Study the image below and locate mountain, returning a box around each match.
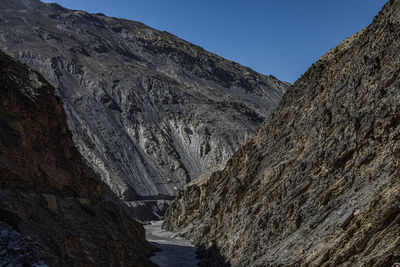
[164,1,400,266]
[0,0,289,220]
[0,51,155,266]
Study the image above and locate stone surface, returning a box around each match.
[0,0,288,220]
[0,52,155,266]
[164,1,400,266]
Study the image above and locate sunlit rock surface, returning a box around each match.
[164,1,400,266]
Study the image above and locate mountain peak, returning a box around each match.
[0,0,288,220]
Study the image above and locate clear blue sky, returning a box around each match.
[42,0,388,83]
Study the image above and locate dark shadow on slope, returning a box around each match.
[196,244,231,267]
[149,242,199,267]
[0,51,157,266]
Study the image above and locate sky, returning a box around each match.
[41,0,388,84]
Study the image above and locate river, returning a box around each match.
[144,221,199,267]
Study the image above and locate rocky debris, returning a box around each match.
[0,221,48,267]
[164,1,400,266]
[0,0,289,220]
[0,52,155,266]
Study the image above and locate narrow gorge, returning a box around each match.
[1,0,399,266]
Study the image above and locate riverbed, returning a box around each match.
[144,221,199,267]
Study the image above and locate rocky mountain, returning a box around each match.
[164,1,400,266]
[0,52,155,266]
[0,0,288,220]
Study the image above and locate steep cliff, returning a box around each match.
[0,52,155,266]
[0,0,288,220]
[164,1,400,266]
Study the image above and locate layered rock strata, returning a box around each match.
[164,1,400,266]
[0,0,289,219]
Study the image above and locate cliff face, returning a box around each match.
[0,52,155,266]
[164,1,400,266]
[0,0,288,220]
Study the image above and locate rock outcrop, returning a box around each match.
[0,52,155,266]
[0,0,288,220]
[164,1,400,266]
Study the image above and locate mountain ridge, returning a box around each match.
[164,0,400,265]
[0,0,288,220]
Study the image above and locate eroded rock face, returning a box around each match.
[0,0,288,220]
[164,1,400,266]
[0,52,155,266]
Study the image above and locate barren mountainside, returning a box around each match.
[164,1,400,266]
[0,52,155,266]
[0,0,288,220]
